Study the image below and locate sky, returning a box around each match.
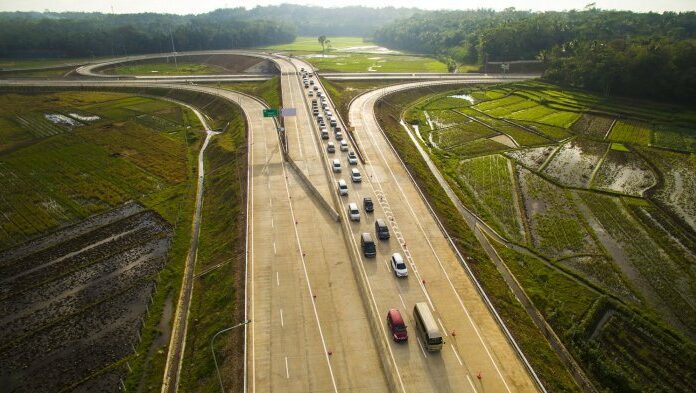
[0,0,693,14]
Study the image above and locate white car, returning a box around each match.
[337,179,348,196]
[351,168,362,183]
[332,159,341,173]
[348,202,360,221]
[347,151,358,165]
[327,141,336,153]
[325,110,333,117]
[390,253,408,277]
[340,140,349,151]
[308,91,314,97]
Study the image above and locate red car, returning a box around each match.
[387,308,408,342]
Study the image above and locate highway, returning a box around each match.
[1,52,542,392]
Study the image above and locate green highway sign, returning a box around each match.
[263,108,279,117]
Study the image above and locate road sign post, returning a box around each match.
[262,108,279,118]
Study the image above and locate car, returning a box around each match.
[301,67,305,72]
[348,151,358,165]
[313,86,319,91]
[363,197,374,213]
[304,84,309,89]
[348,202,360,221]
[321,130,329,140]
[310,80,315,85]
[361,233,376,257]
[387,309,408,342]
[334,126,342,133]
[340,140,349,151]
[332,159,341,172]
[308,91,314,97]
[327,142,335,153]
[337,179,348,195]
[317,92,323,97]
[325,110,332,117]
[330,119,337,127]
[351,168,362,182]
[390,253,408,277]
[312,108,319,116]
[375,219,390,240]
[335,131,343,140]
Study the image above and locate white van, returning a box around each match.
[351,168,362,183]
[332,159,341,173]
[348,203,360,221]
[337,179,348,196]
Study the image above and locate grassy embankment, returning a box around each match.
[377,81,696,392]
[217,75,282,109]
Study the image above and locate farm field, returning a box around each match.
[0,203,170,392]
[261,36,368,51]
[378,80,696,392]
[303,52,448,73]
[456,155,525,242]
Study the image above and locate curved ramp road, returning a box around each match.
[1,51,542,392]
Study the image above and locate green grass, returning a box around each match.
[319,78,394,122]
[179,106,247,392]
[610,143,629,152]
[216,76,282,110]
[609,120,652,145]
[261,36,368,51]
[0,57,93,69]
[304,53,448,73]
[110,62,225,76]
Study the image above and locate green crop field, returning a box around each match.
[0,91,198,249]
[609,120,653,145]
[304,53,448,73]
[261,36,368,51]
[217,76,282,109]
[457,155,525,242]
[652,125,696,152]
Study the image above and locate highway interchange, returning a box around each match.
[1,51,542,392]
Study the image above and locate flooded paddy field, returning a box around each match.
[0,202,172,392]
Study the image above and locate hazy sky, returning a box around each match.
[0,0,693,14]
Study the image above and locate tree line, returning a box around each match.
[374,9,696,103]
[0,10,297,58]
[0,5,421,59]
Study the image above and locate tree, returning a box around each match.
[318,35,327,55]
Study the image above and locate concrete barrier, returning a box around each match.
[285,156,340,222]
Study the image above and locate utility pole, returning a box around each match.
[170,29,179,72]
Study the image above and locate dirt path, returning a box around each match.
[161,104,218,393]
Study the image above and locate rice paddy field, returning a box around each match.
[0,91,199,249]
[386,80,696,392]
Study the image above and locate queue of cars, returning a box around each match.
[302,66,443,350]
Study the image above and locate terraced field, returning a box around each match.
[380,81,696,393]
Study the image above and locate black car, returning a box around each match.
[363,197,374,213]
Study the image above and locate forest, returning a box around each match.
[374,9,696,103]
[0,5,420,58]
